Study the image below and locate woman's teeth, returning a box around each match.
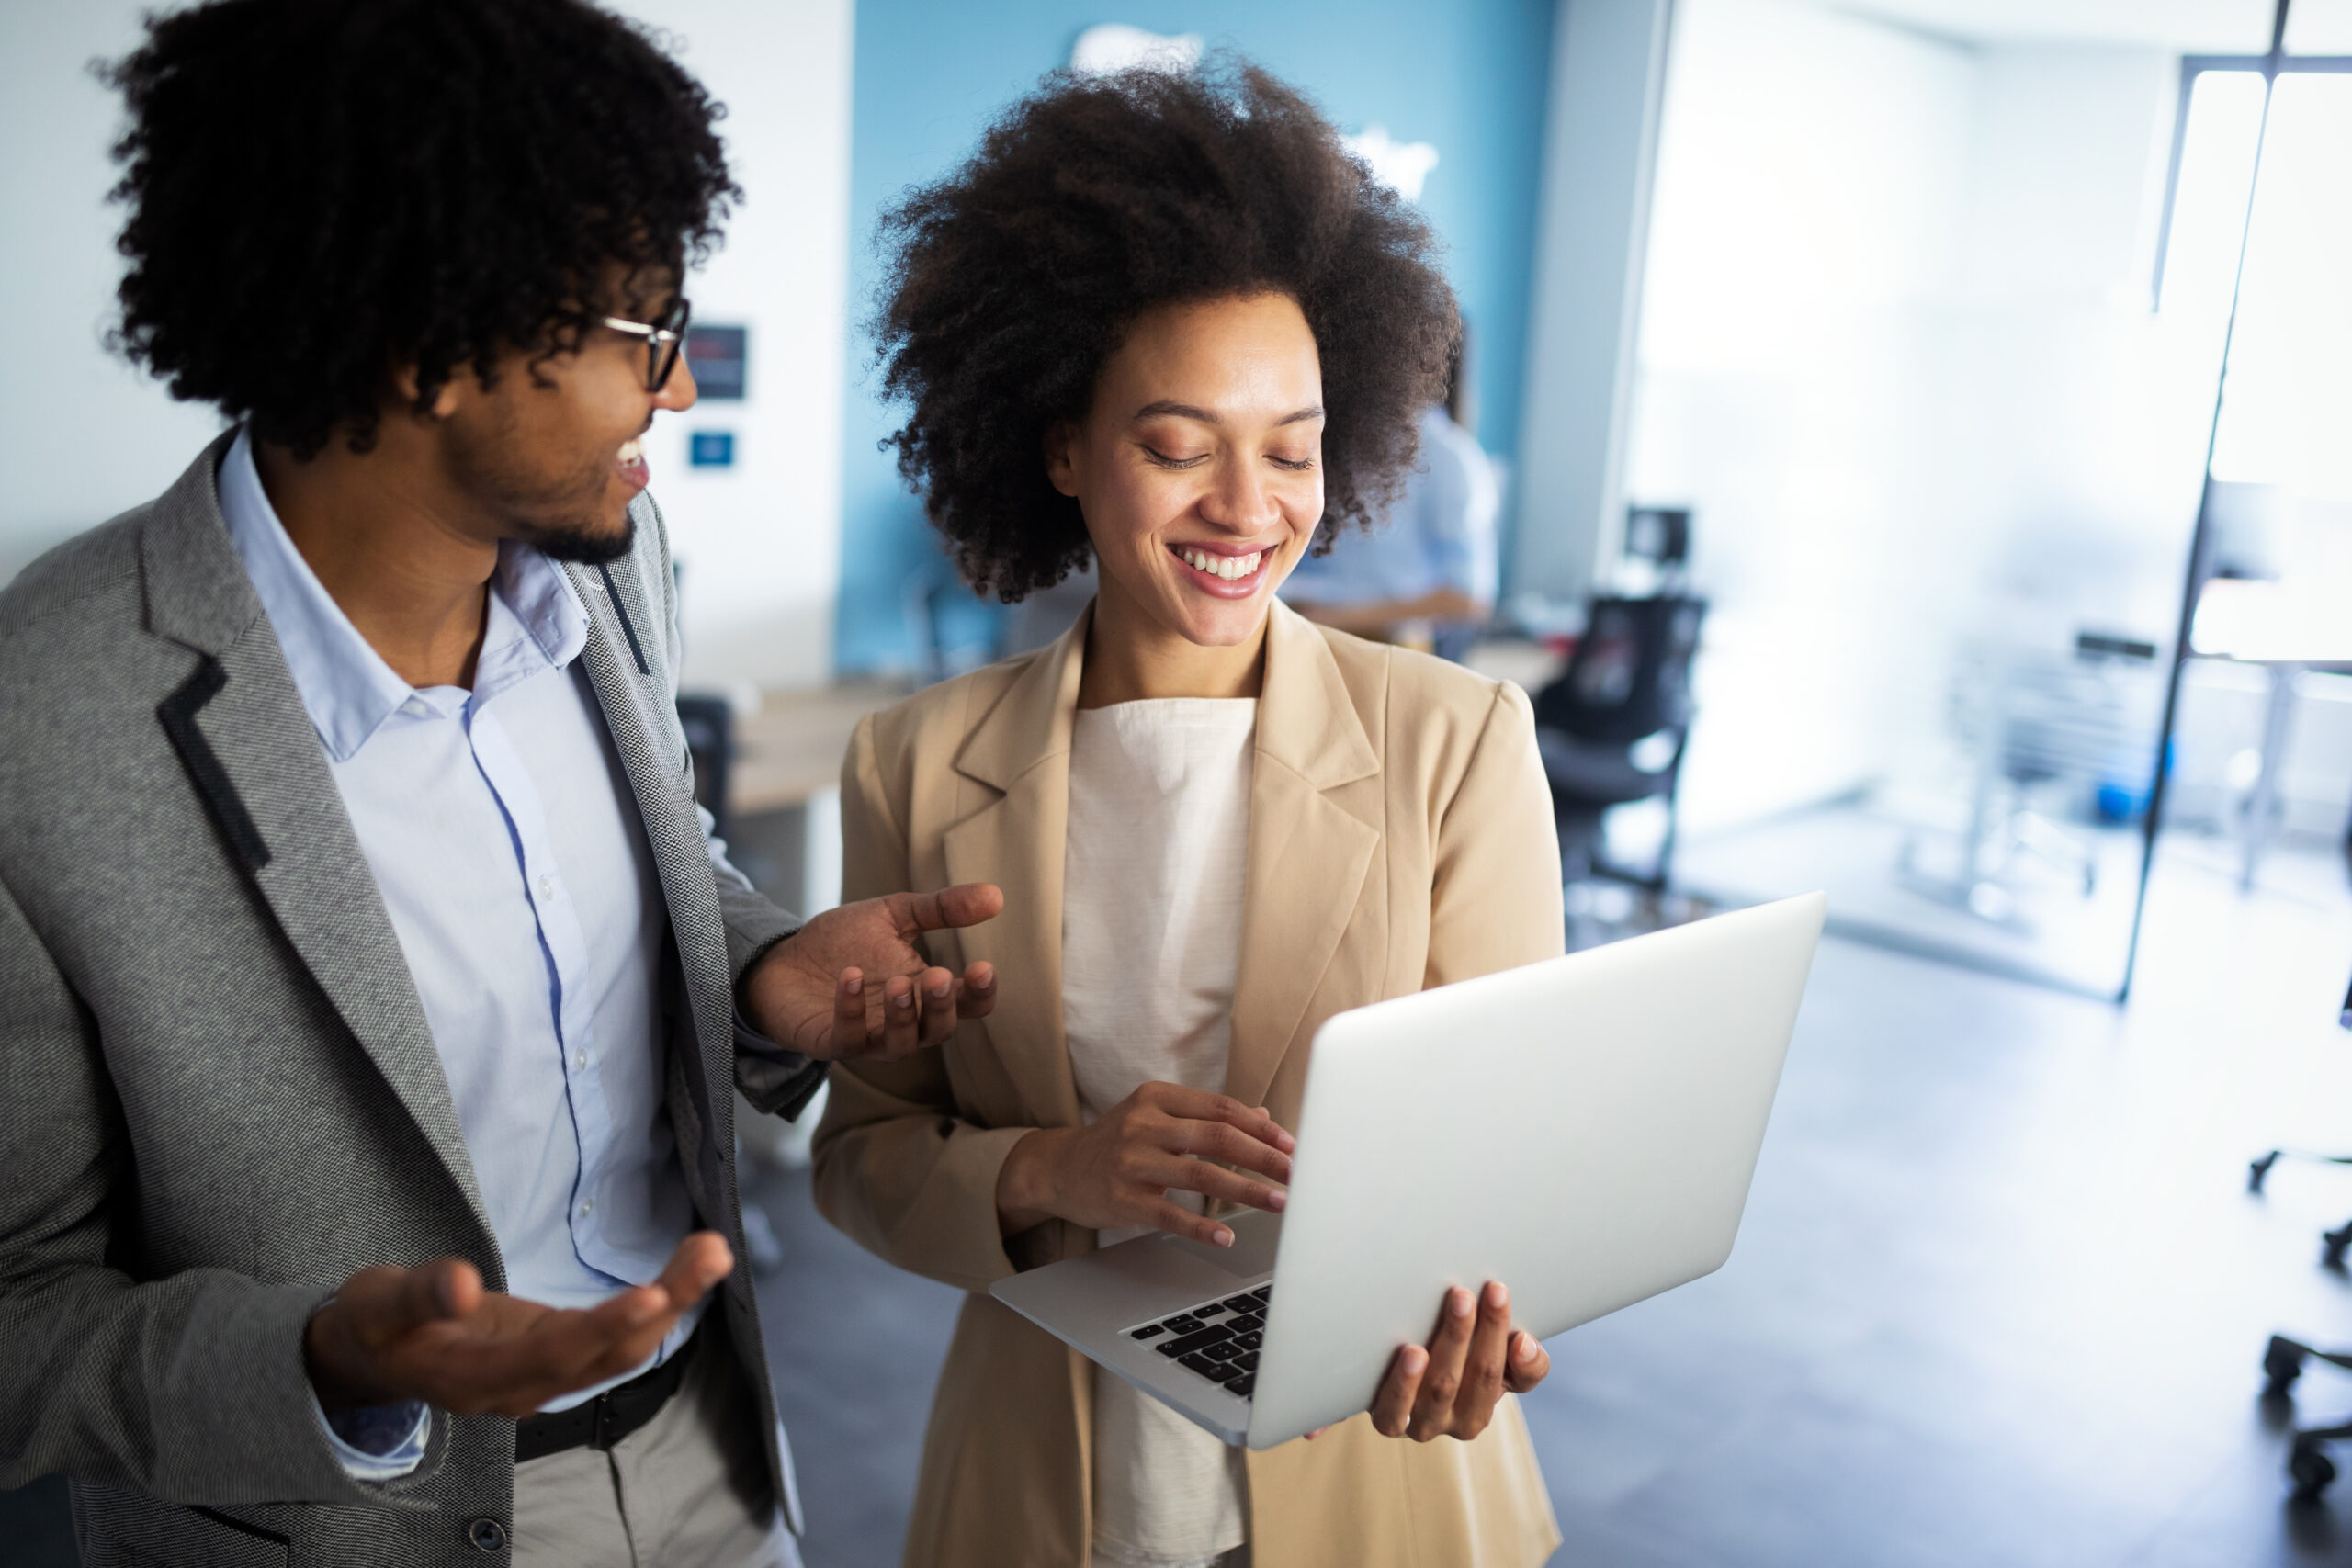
[1178,547,1263,581]
[618,438,644,463]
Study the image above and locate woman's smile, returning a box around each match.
[1169,540,1276,597]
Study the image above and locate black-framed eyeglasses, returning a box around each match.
[600,297,693,392]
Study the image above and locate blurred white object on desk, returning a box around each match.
[2191,578,2352,664]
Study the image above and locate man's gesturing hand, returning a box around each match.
[304,1233,733,1419]
[994,1082,1295,1246]
[741,884,1003,1064]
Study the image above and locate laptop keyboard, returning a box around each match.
[1125,1284,1272,1399]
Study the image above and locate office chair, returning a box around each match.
[2263,1337,2352,1502]
[1532,593,1705,890]
[2247,1150,2352,1269]
[2252,970,2352,1503]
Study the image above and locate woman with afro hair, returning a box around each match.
[811,62,1566,1568]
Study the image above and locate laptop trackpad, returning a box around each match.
[1161,1209,1282,1276]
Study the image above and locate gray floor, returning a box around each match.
[1523,838,2352,1568]
[8,838,2352,1565]
[1674,796,2154,998]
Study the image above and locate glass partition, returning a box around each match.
[1622,0,2264,996]
[2146,61,2352,925]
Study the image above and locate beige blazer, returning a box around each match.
[813,601,1567,1568]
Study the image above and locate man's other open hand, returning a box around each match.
[305,1233,733,1418]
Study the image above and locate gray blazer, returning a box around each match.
[0,434,825,1566]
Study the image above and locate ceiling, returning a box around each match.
[1799,0,2283,53]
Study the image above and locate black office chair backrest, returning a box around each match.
[1532,595,1706,744]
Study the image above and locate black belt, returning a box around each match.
[514,1328,700,1464]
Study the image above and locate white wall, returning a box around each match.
[0,4,232,585]
[1811,0,2277,54]
[1627,0,2213,833]
[1936,42,2212,666]
[617,0,852,692]
[1627,0,1980,827]
[0,0,853,694]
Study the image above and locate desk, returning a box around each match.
[728,682,905,814]
[701,683,906,929]
[2188,580,2352,889]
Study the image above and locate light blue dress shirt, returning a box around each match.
[216,430,715,1477]
[1279,404,1499,610]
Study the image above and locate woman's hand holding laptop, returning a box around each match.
[1353,1280,1552,1444]
[993,1079,1551,1441]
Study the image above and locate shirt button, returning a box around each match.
[579,1201,594,1218]
[537,875,556,901]
[573,1050,588,1071]
[468,1517,507,1552]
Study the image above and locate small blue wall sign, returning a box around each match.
[689,431,735,468]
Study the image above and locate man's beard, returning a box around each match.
[516,506,637,564]
[464,443,638,564]
[447,411,640,565]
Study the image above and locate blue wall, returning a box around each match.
[835,0,1556,674]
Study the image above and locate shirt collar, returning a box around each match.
[216,427,591,761]
[480,537,589,701]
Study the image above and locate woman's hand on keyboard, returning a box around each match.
[993,1082,1294,1243]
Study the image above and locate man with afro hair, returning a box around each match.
[0,3,1002,1563]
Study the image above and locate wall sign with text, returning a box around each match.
[685,323,747,400]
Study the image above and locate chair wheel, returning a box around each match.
[2266,1336,2309,1396]
[2252,1151,2282,1194]
[2324,1223,2352,1270]
[2290,1438,2337,1502]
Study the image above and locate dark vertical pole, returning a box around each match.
[2119,0,2291,1003]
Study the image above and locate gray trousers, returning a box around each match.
[514,1329,799,1568]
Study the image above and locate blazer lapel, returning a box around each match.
[941,612,1088,1131]
[562,555,738,1203]
[1224,604,1381,1110]
[141,442,497,1251]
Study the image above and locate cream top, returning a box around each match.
[1063,698,1257,1568]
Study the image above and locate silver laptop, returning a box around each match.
[989,891,1826,1449]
